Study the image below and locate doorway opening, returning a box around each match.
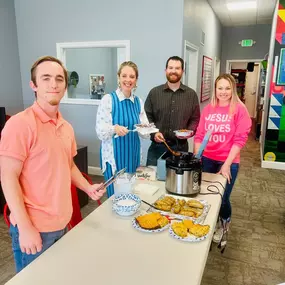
[183,41,199,152]
[183,41,199,92]
[213,57,221,89]
[226,59,265,140]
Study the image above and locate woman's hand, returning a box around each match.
[218,162,231,184]
[114,125,129,137]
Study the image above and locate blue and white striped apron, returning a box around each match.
[102,91,141,197]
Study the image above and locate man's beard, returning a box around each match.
[166,73,182,83]
[49,99,60,106]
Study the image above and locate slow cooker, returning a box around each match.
[165,152,202,196]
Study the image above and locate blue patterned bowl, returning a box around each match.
[112,193,141,216]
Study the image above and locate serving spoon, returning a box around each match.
[162,140,181,156]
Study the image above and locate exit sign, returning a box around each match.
[241,39,254,47]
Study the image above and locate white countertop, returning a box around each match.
[6,173,226,285]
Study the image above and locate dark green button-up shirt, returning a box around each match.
[145,82,200,143]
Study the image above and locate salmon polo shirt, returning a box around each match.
[0,102,77,232]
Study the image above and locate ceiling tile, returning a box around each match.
[208,0,276,27]
[257,17,273,24]
[229,10,257,17]
[233,20,258,26]
[229,13,257,21]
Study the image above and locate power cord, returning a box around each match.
[201,180,227,254]
[200,180,225,201]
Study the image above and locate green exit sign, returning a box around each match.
[241,39,254,47]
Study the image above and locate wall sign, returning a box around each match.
[277,48,285,85]
[200,55,213,102]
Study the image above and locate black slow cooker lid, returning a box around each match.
[166,151,201,169]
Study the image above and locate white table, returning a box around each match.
[6,173,226,285]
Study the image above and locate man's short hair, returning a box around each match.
[166,56,184,70]
[31,56,68,88]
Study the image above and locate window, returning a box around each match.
[56,40,130,105]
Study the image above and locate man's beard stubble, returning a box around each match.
[49,99,60,106]
[166,73,182,84]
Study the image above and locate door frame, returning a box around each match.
[213,57,221,91]
[183,41,199,91]
[226,59,263,73]
[226,59,263,118]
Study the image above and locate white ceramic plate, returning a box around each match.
[174,130,194,137]
[150,194,210,224]
[169,225,209,242]
[132,216,170,233]
[136,127,159,136]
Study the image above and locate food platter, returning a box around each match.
[169,220,210,242]
[132,212,170,233]
[148,194,210,224]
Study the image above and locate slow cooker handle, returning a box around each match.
[175,168,184,175]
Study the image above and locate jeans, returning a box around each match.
[146,141,188,166]
[9,224,67,273]
[201,156,239,220]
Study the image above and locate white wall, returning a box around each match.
[0,0,23,114]
[231,62,248,69]
[14,0,184,167]
[183,0,222,109]
[221,24,272,73]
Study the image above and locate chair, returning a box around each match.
[3,203,10,227]
[3,172,101,229]
[68,172,102,229]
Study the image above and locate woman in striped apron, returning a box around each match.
[96,61,149,197]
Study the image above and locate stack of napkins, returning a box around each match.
[133,183,159,196]
[135,166,156,181]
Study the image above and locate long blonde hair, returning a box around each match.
[211,73,242,114]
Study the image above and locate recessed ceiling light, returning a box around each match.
[227,1,256,11]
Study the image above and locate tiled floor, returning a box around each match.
[0,134,285,285]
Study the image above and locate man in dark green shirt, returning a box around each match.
[145,56,200,166]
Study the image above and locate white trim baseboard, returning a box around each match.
[260,143,285,170]
[260,143,263,163]
[88,166,103,176]
[261,160,285,170]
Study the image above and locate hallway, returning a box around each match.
[201,134,285,285]
[0,134,285,285]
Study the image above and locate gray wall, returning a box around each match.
[0,0,23,115]
[183,0,222,109]
[66,47,117,98]
[221,24,272,73]
[14,0,184,167]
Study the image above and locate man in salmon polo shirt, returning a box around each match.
[0,56,105,273]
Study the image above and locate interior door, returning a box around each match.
[184,45,198,92]
[184,43,199,152]
[245,64,259,118]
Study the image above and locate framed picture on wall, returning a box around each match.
[200,55,213,102]
[89,74,106,99]
[277,48,285,85]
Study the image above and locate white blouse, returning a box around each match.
[96,89,149,174]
